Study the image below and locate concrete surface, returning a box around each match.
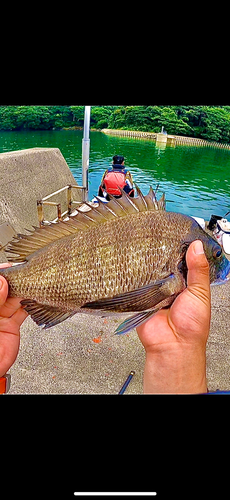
[2,147,230,394]
[6,278,230,394]
[0,147,81,261]
[206,280,230,390]
[8,312,146,394]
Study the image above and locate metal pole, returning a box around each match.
[82,106,91,202]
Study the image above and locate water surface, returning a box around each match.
[0,129,229,220]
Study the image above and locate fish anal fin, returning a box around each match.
[82,274,179,313]
[20,299,76,329]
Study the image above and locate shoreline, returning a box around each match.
[2,126,230,150]
[101,128,230,150]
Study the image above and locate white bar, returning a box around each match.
[83,106,91,141]
[82,105,91,201]
[42,185,69,201]
[74,493,157,497]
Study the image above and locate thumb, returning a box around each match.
[186,240,211,306]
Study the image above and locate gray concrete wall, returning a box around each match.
[0,147,81,261]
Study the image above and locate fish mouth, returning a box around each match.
[211,277,229,286]
[224,260,230,282]
[212,262,230,286]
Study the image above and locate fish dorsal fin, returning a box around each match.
[132,184,165,212]
[6,213,100,262]
[6,185,165,262]
[158,192,166,210]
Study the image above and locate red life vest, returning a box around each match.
[103,171,126,196]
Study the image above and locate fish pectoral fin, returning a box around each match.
[20,299,76,329]
[115,310,157,335]
[82,274,177,313]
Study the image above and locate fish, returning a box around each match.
[1,185,230,335]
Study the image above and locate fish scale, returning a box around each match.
[1,186,230,334]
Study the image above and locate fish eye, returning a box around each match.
[214,248,222,259]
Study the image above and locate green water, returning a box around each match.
[0,129,230,220]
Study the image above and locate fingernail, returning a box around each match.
[194,240,204,255]
[0,278,3,290]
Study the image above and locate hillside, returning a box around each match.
[0,105,230,143]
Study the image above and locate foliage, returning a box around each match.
[91,106,116,129]
[1,105,230,143]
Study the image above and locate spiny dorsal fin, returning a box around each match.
[6,185,165,262]
[133,184,148,211]
[6,216,96,262]
[133,184,165,212]
[158,192,166,210]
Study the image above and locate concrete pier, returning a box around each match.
[6,277,230,394]
[156,132,167,143]
[101,128,157,140]
[1,146,230,394]
[0,147,81,260]
[102,128,230,150]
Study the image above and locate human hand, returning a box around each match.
[136,240,211,394]
[0,264,28,377]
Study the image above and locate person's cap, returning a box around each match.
[113,155,124,164]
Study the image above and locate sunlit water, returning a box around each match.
[0,129,230,220]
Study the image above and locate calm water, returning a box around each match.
[0,129,230,220]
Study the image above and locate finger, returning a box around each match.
[0,263,12,269]
[0,307,28,333]
[0,276,9,306]
[0,263,12,307]
[186,240,211,305]
[0,274,24,318]
[0,296,24,319]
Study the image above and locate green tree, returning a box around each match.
[70,106,84,127]
[91,106,113,129]
[0,105,230,143]
[199,107,230,142]
[157,107,193,136]
[108,107,127,129]
[0,106,18,130]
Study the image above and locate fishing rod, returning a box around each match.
[118,370,135,395]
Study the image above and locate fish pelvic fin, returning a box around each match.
[6,185,165,262]
[20,299,76,329]
[115,310,157,335]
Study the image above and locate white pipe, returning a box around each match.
[82,106,91,201]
